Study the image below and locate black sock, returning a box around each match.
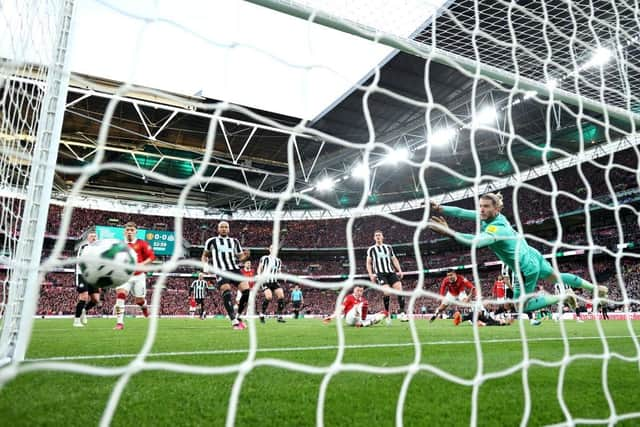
[74,300,86,318]
[222,290,235,320]
[294,309,299,319]
[262,298,270,314]
[276,298,285,315]
[237,289,250,317]
[200,303,205,317]
[397,296,405,313]
[383,296,390,312]
[85,300,96,312]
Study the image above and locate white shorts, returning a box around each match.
[444,291,468,304]
[116,274,146,298]
[496,297,505,303]
[344,303,365,326]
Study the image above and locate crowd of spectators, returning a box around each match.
[3,147,640,317]
[38,146,639,251]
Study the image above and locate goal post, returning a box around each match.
[0,0,77,364]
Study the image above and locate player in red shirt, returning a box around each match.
[430,270,477,323]
[235,260,256,314]
[492,275,506,302]
[323,286,387,327]
[113,221,156,330]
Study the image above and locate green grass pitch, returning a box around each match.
[1,318,639,426]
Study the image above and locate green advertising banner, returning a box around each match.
[95,226,175,256]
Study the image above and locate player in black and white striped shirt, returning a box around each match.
[189,273,209,320]
[366,230,408,323]
[73,230,100,328]
[201,221,250,329]
[257,245,286,323]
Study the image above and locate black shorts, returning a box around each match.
[216,270,243,288]
[261,281,282,292]
[292,301,302,309]
[195,298,205,305]
[76,276,99,294]
[376,272,400,286]
[505,288,514,299]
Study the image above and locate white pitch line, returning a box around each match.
[25,335,636,363]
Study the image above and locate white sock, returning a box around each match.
[115,298,125,324]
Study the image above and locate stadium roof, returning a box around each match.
[26,0,640,217]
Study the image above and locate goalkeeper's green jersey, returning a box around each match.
[441,206,552,283]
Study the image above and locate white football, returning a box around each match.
[79,239,136,288]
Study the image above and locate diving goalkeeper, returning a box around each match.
[428,192,607,313]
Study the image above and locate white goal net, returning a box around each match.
[1,0,640,426]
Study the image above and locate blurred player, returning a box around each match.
[430,270,476,322]
[73,230,99,327]
[366,230,408,323]
[188,296,196,318]
[453,309,512,327]
[236,260,255,314]
[322,286,387,327]
[202,221,250,330]
[428,193,606,313]
[190,272,208,320]
[291,285,304,319]
[492,275,506,303]
[257,245,286,323]
[114,222,156,330]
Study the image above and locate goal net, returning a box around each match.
[1,0,640,425]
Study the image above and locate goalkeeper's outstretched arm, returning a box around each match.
[431,201,478,221]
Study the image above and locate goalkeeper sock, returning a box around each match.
[397,296,405,313]
[523,295,560,312]
[84,300,97,312]
[237,289,250,317]
[74,300,85,318]
[276,298,285,315]
[261,298,270,314]
[115,292,126,324]
[383,296,390,312]
[559,273,595,292]
[221,290,235,320]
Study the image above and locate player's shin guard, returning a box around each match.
[383,296,390,312]
[221,290,235,320]
[523,295,560,312]
[559,273,595,291]
[74,300,86,318]
[361,301,368,321]
[276,298,285,315]
[237,289,250,317]
[115,292,126,324]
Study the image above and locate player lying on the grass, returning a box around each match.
[428,193,607,314]
[430,269,477,322]
[323,286,388,327]
[453,309,513,327]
